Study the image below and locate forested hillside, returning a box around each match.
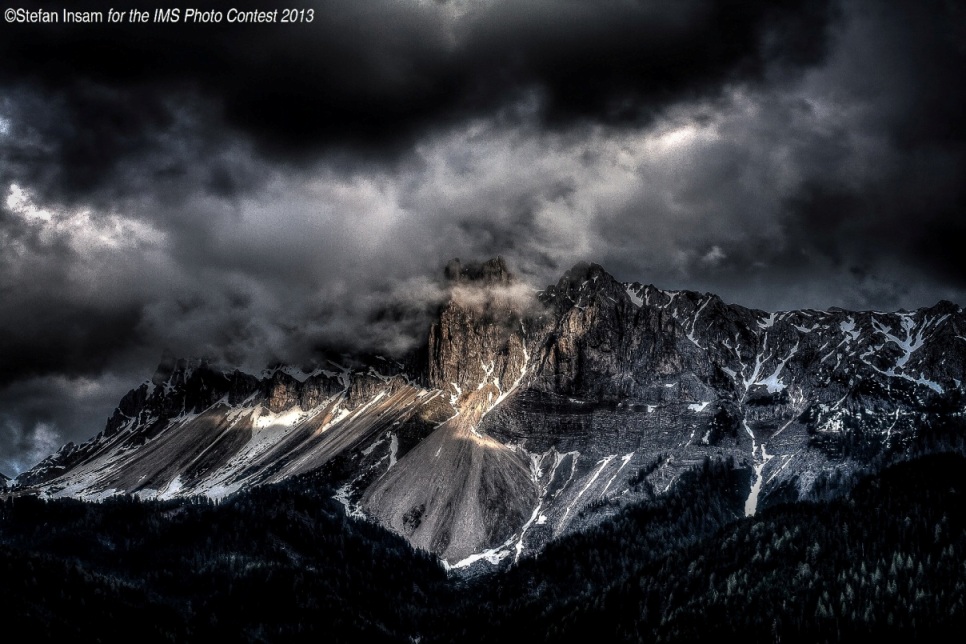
[4,451,966,641]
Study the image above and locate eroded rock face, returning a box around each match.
[429,257,530,393]
[10,259,966,568]
[367,257,539,562]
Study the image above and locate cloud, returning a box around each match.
[771,0,966,297]
[0,0,835,202]
[0,373,134,474]
[702,246,727,267]
[1,0,965,470]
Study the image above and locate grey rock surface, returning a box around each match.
[9,259,966,568]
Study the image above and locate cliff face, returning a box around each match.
[364,258,538,562]
[10,259,966,568]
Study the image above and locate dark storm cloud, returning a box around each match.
[0,372,136,475]
[775,0,966,293]
[0,0,834,204]
[0,191,160,386]
[572,0,966,312]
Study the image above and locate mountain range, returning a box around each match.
[7,258,966,570]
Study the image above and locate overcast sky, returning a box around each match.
[1,0,965,474]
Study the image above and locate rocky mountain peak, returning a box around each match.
[551,261,613,293]
[444,256,513,286]
[151,349,178,386]
[9,258,966,570]
[926,299,962,316]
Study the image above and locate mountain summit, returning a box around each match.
[8,261,966,568]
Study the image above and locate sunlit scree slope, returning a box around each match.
[9,259,966,568]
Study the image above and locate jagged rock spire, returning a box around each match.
[444,256,513,285]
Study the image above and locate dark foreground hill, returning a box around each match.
[3,451,966,642]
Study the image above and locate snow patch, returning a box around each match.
[625,284,644,308]
[334,483,366,519]
[744,444,774,517]
[157,476,184,501]
[758,312,777,329]
[327,361,352,389]
[388,433,398,469]
[254,406,308,430]
[866,362,945,394]
[361,434,387,456]
[448,541,514,570]
[600,452,634,498]
[685,297,713,348]
[839,317,860,341]
[871,314,930,368]
[449,382,462,408]
[558,455,616,531]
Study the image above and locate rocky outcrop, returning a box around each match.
[364,257,539,562]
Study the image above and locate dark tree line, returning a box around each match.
[3,450,966,642]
